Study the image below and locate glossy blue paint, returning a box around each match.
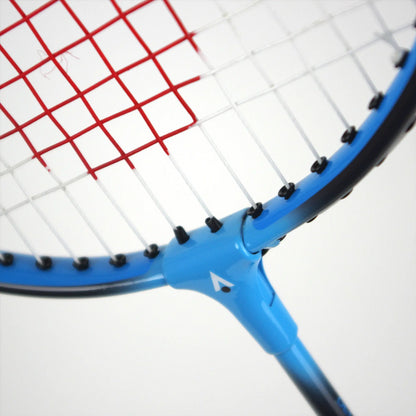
[243,39,416,253]
[164,210,350,413]
[276,338,352,415]
[2,40,415,297]
[0,250,166,295]
[1,34,415,416]
[164,209,297,355]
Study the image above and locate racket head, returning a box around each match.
[0,0,415,296]
[0,1,416,413]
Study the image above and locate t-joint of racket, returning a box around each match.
[164,209,297,355]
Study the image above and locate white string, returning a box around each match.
[316,1,379,94]
[0,20,410,221]
[168,154,213,218]
[193,1,367,73]
[216,0,323,166]
[0,156,32,178]
[196,21,411,126]
[95,178,149,250]
[197,38,290,188]
[0,172,88,214]
[131,168,176,229]
[0,203,43,264]
[265,2,350,130]
[368,0,401,52]
[1,0,413,260]
[0,156,78,264]
[0,20,410,222]
[195,0,262,34]
[47,169,116,260]
[0,8,409,188]
[197,123,257,206]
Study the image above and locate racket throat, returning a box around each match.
[163,211,353,416]
[163,210,298,356]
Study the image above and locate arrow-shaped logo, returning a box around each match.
[210,272,234,292]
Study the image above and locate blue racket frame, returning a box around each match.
[1,38,416,416]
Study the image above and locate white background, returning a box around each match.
[1,131,415,416]
[1,1,416,415]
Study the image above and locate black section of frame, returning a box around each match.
[290,64,416,227]
[0,278,147,298]
[2,52,416,298]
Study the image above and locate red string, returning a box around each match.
[0,0,201,179]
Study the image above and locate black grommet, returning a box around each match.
[307,216,317,223]
[376,156,387,167]
[247,202,263,219]
[174,226,190,245]
[144,244,159,259]
[368,92,384,110]
[221,286,231,293]
[109,254,126,267]
[341,189,353,200]
[73,257,89,271]
[341,126,357,144]
[278,182,295,200]
[393,49,409,68]
[310,156,328,174]
[205,216,223,232]
[0,253,14,266]
[405,117,416,133]
[36,256,52,270]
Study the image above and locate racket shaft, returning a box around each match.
[276,338,352,416]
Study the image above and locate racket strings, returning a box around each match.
[0,203,43,265]
[265,4,351,132]
[0,0,217,263]
[209,1,292,189]
[1,0,155,264]
[63,0,218,244]
[0,155,83,264]
[191,0,410,197]
[0,0,413,264]
[368,1,401,53]
[215,0,325,174]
